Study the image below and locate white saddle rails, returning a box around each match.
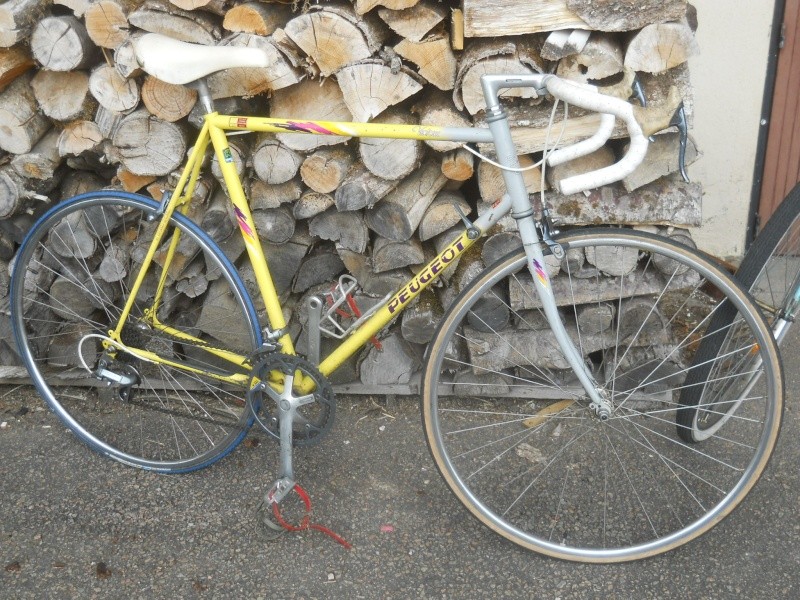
[133,33,270,85]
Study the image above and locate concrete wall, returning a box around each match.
[688,0,776,260]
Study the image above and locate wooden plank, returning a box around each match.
[462,0,588,38]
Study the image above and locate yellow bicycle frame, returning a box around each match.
[111,112,489,386]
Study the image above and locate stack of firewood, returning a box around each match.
[0,0,703,386]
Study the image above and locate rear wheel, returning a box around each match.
[11,192,262,472]
[422,228,783,562]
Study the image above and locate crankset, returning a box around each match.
[247,352,335,447]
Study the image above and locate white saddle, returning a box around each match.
[133,33,270,85]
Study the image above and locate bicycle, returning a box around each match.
[9,33,784,563]
[679,182,799,441]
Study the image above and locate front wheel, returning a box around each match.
[421,228,783,562]
[11,192,262,472]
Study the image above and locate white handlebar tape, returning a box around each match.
[546,113,616,167]
[545,77,648,195]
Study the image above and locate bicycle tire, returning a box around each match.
[422,228,783,563]
[678,182,800,442]
[11,192,262,473]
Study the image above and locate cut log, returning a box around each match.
[252,137,303,185]
[378,3,446,42]
[337,247,409,297]
[222,2,290,36]
[59,170,105,199]
[270,78,353,152]
[262,226,313,295]
[462,0,587,38]
[548,177,703,227]
[413,90,471,152]
[400,288,441,344]
[547,146,615,194]
[293,243,346,293]
[89,63,140,113]
[556,35,624,82]
[11,130,62,180]
[335,162,398,212]
[113,34,144,79]
[585,244,639,277]
[210,137,248,187]
[623,133,700,192]
[112,110,188,176]
[117,168,156,193]
[418,190,471,242]
[252,206,296,244]
[478,155,544,201]
[249,179,303,210]
[566,0,688,32]
[356,0,419,15]
[47,323,98,369]
[300,147,355,194]
[372,236,424,272]
[57,120,104,157]
[84,0,138,49]
[128,1,221,45]
[308,209,369,254]
[625,22,699,74]
[293,191,335,220]
[0,46,34,90]
[454,39,545,114]
[365,160,448,241]
[440,148,474,181]
[0,0,52,47]
[207,33,300,98]
[576,303,615,335]
[141,76,197,122]
[0,73,51,154]
[284,7,378,77]
[337,60,423,122]
[358,331,418,386]
[0,166,55,219]
[541,29,591,60]
[394,33,457,91]
[31,69,95,122]
[97,241,131,283]
[359,110,423,180]
[31,16,98,71]
[481,231,522,266]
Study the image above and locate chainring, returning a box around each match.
[248,353,335,447]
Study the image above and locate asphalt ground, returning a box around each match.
[1,331,799,599]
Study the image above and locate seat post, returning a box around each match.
[194,79,215,114]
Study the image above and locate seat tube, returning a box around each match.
[484,102,605,405]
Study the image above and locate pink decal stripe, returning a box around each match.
[532,259,549,286]
[234,207,254,239]
[274,121,335,135]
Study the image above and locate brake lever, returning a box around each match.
[669,103,690,183]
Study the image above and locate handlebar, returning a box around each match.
[543,76,649,195]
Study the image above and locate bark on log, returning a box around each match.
[0,46,34,90]
[0,73,51,154]
[541,29,590,60]
[293,191,335,220]
[0,0,52,47]
[128,1,221,44]
[31,16,98,71]
[365,159,448,241]
[567,0,688,32]
[300,147,355,194]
